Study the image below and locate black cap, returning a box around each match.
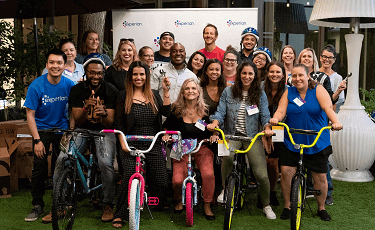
[160,31,175,40]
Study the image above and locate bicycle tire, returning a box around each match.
[52,169,77,230]
[129,179,141,230]
[290,175,303,230]
[237,167,246,209]
[224,177,237,230]
[90,168,103,210]
[186,182,194,227]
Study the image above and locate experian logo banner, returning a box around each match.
[227,20,246,27]
[122,21,143,28]
[175,20,194,27]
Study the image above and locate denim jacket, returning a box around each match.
[210,86,271,138]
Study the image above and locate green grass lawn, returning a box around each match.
[1,179,374,230]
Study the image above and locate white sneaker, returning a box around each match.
[217,190,225,203]
[263,205,276,219]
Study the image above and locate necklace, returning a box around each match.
[186,108,195,116]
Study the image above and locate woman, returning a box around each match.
[113,61,171,228]
[105,40,138,91]
[262,61,287,207]
[162,78,218,220]
[319,45,346,112]
[296,48,338,104]
[222,45,240,85]
[208,61,276,219]
[76,30,112,67]
[139,46,155,70]
[200,59,227,116]
[187,51,207,79]
[42,39,84,84]
[252,47,272,82]
[280,45,296,81]
[270,64,342,221]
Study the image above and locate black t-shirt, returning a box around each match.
[104,65,127,92]
[69,81,119,130]
[154,51,171,63]
[163,111,212,140]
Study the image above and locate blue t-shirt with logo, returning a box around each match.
[24,74,75,130]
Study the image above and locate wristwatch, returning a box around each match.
[33,139,41,144]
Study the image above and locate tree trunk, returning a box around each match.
[77,11,106,53]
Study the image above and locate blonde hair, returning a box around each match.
[297,48,319,73]
[172,78,208,118]
[113,40,139,71]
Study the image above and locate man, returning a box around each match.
[151,43,197,103]
[60,53,118,222]
[198,24,225,62]
[239,27,259,62]
[24,48,75,222]
[153,31,175,69]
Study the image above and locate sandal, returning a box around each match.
[112,218,124,229]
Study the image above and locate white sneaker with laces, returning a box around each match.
[217,190,225,203]
[263,205,276,219]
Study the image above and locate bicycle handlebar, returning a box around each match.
[39,128,105,137]
[102,129,181,156]
[277,122,331,149]
[215,128,272,154]
[190,139,210,154]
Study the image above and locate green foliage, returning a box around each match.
[360,88,375,114]
[102,42,113,60]
[0,20,73,104]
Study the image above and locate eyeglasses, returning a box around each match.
[143,55,154,58]
[321,55,335,61]
[88,71,104,77]
[254,55,266,62]
[224,58,237,63]
[120,38,135,43]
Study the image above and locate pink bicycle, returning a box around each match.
[102,129,181,230]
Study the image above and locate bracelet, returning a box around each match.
[163,94,170,98]
[83,106,87,112]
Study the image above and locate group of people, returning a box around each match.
[23,24,344,228]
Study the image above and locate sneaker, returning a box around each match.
[217,190,225,203]
[325,196,333,205]
[42,211,52,223]
[102,205,114,222]
[270,191,279,206]
[25,205,44,222]
[317,209,331,221]
[280,208,291,220]
[262,205,276,219]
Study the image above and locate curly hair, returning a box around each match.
[187,51,207,79]
[200,58,226,95]
[232,61,261,106]
[124,61,157,114]
[112,40,138,71]
[172,78,208,118]
[264,61,286,106]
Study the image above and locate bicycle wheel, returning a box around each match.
[186,182,194,227]
[90,168,103,210]
[129,179,141,230]
[52,169,77,230]
[224,177,237,230]
[290,175,303,230]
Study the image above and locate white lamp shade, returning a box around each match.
[309,0,375,28]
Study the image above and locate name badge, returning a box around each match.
[272,126,284,142]
[293,97,305,107]
[195,119,207,131]
[218,140,230,156]
[64,69,73,77]
[246,105,259,116]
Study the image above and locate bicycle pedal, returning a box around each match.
[247,182,258,189]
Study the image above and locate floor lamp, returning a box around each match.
[310,0,375,182]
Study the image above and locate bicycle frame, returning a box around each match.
[181,139,209,206]
[102,129,181,207]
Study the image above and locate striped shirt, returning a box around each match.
[235,91,248,135]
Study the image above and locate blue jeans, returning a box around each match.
[54,132,116,205]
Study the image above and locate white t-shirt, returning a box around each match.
[330,72,345,104]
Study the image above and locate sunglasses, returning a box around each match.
[120,38,135,43]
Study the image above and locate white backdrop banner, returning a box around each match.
[112,8,258,61]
